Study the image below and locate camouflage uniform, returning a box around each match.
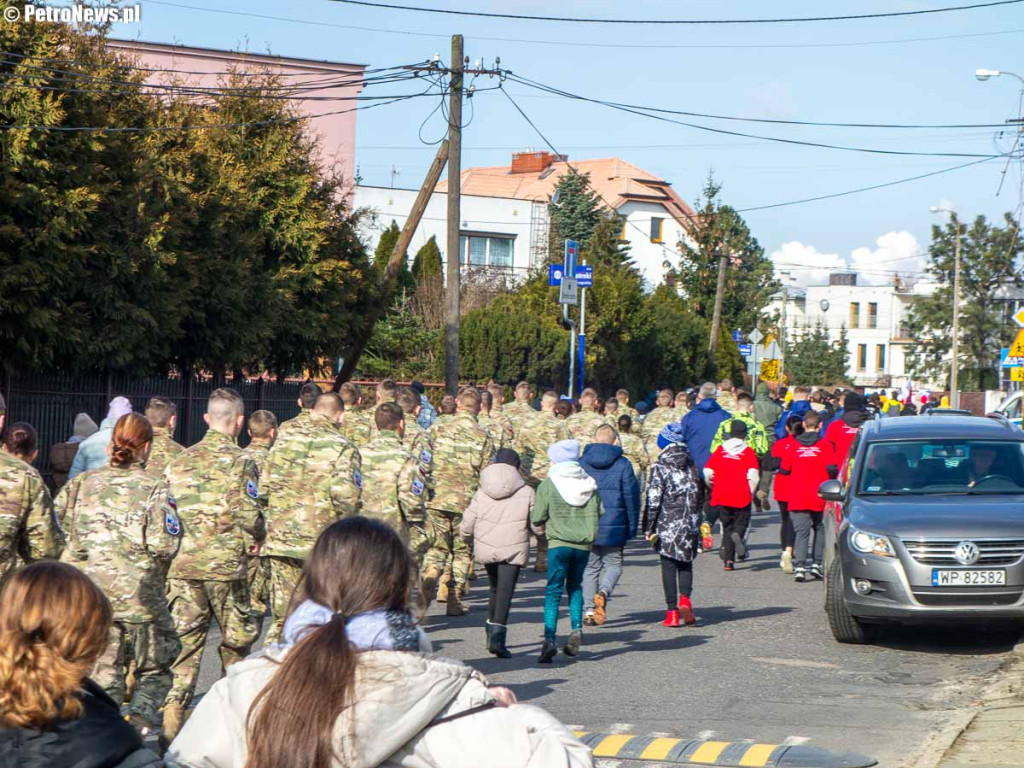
[618,404,640,424]
[641,406,678,459]
[478,413,512,450]
[240,439,273,618]
[359,429,429,567]
[711,411,769,456]
[619,431,651,486]
[515,411,570,488]
[261,413,361,642]
[718,391,738,415]
[276,408,312,440]
[503,400,537,441]
[565,409,608,448]
[422,414,493,596]
[145,426,185,478]
[0,451,59,586]
[343,406,375,448]
[56,465,181,724]
[163,429,263,711]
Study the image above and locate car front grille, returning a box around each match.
[902,538,1024,566]
[912,588,1023,607]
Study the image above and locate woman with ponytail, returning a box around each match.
[0,562,161,767]
[55,413,182,740]
[167,516,592,768]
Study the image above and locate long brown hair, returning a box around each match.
[246,517,415,768]
[110,413,153,468]
[0,562,112,728]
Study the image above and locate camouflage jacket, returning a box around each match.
[342,407,374,448]
[56,465,180,623]
[262,413,362,560]
[403,420,435,490]
[619,431,651,481]
[566,410,608,448]
[515,411,570,487]
[145,427,185,479]
[718,391,738,415]
[241,440,272,479]
[359,430,426,531]
[277,409,312,440]
[503,400,537,440]
[427,413,493,514]
[641,406,679,458]
[164,429,262,582]
[0,451,59,584]
[711,411,770,457]
[478,413,512,451]
[618,404,640,424]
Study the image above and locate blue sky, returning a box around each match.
[115,0,1024,285]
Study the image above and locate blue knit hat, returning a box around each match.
[657,422,685,451]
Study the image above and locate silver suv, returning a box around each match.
[820,412,1024,644]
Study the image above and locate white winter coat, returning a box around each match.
[165,648,593,768]
[460,463,535,567]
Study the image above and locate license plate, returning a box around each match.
[932,569,1007,586]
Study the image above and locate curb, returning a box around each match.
[573,732,877,767]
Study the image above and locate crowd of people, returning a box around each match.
[0,375,933,766]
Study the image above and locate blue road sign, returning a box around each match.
[564,240,578,272]
[739,344,753,358]
[732,329,744,343]
[575,265,593,288]
[1001,347,1024,368]
[548,264,565,286]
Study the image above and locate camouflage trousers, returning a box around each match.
[165,578,260,709]
[93,617,181,724]
[422,510,470,591]
[248,555,271,618]
[266,556,304,646]
[407,521,431,573]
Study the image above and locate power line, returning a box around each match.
[144,2,1024,51]
[326,0,1024,25]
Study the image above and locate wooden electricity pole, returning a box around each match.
[444,34,464,396]
[708,249,728,372]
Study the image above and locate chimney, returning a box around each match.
[510,151,564,174]
[829,272,857,287]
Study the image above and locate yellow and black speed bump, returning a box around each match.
[573,732,877,767]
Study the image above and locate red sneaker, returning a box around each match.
[662,609,681,627]
[678,596,696,626]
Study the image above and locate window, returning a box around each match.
[650,217,664,243]
[859,440,1024,495]
[876,344,886,371]
[857,344,867,371]
[868,302,878,329]
[850,302,860,329]
[458,234,516,271]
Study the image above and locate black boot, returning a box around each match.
[488,623,512,659]
[538,638,557,664]
[485,620,495,651]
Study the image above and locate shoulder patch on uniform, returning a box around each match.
[165,509,181,536]
[353,469,363,490]
[246,479,259,499]
[411,478,425,496]
[420,449,432,464]
[166,495,177,511]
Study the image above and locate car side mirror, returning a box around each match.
[818,479,845,502]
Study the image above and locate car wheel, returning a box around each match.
[826,560,880,645]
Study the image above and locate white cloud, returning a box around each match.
[771,231,923,287]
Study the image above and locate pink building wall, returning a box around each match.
[106,40,365,183]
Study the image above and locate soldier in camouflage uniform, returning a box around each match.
[566,388,608,448]
[487,385,515,443]
[616,414,651,488]
[241,410,277,618]
[717,379,738,415]
[478,390,512,450]
[359,403,429,568]
[339,381,374,448]
[433,394,457,427]
[376,378,399,405]
[161,388,264,743]
[0,415,60,586]
[615,388,640,424]
[422,388,494,615]
[396,387,435,489]
[261,392,361,643]
[56,413,182,730]
[641,389,678,459]
[503,381,536,441]
[144,397,185,478]
[276,381,322,440]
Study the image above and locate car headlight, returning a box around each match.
[849,527,896,558]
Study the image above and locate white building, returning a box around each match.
[354,152,695,284]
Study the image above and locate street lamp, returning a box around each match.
[930,206,962,408]
[975,68,1024,86]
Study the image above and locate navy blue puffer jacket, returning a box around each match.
[580,443,640,547]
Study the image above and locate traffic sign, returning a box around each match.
[575,265,593,288]
[1001,347,1024,368]
[739,343,753,358]
[764,341,783,360]
[1014,308,1024,328]
[564,240,578,272]
[559,276,578,305]
[548,265,565,286]
[732,329,745,343]
[748,328,764,344]
[1010,329,1024,358]
[1012,367,1024,383]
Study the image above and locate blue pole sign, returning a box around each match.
[575,265,593,287]
[548,264,565,286]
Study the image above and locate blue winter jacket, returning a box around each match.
[679,399,731,470]
[580,443,640,547]
[773,399,814,440]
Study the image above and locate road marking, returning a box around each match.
[593,734,634,757]
[690,741,730,764]
[739,743,777,767]
[751,656,840,669]
[641,737,682,760]
[608,722,635,733]
[783,735,811,745]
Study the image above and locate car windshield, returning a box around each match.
[859,440,1024,495]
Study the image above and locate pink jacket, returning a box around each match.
[461,463,535,567]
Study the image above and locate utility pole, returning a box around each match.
[708,248,728,371]
[444,34,464,396]
[951,217,963,408]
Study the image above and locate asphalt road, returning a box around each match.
[194,512,1020,767]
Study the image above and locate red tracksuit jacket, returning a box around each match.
[780,433,839,512]
[770,435,798,504]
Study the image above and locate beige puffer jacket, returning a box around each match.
[460,463,535,567]
[166,648,591,768]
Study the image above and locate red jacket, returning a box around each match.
[825,410,871,463]
[770,436,798,503]
[780,433,839,512]
[705,443,759,508]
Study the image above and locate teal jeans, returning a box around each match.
[544,547,590,641]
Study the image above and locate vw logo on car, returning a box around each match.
[954,541,981,566]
